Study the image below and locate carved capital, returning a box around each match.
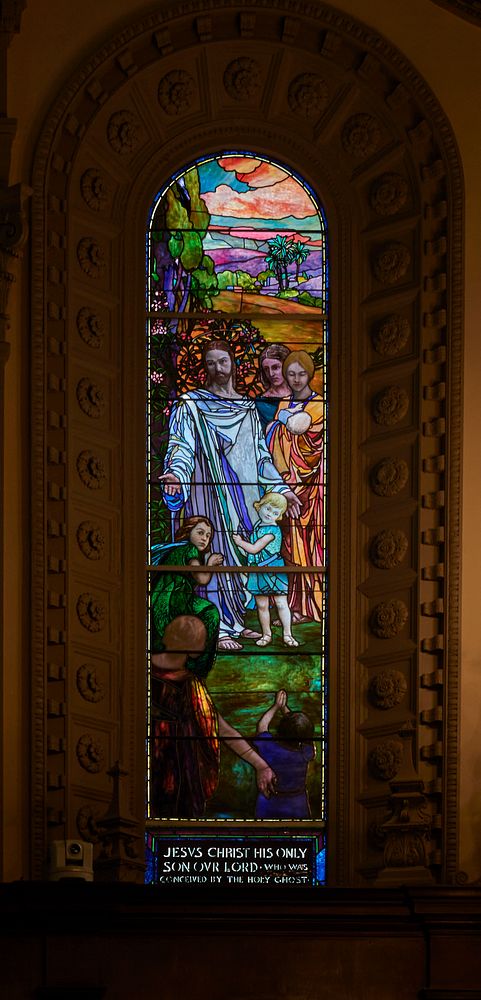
[375,724,435,885]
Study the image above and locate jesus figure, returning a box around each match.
[159,340,301,650]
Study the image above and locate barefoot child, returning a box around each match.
[233,492,299,647]
[251,689,315,819]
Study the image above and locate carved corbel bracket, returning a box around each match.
[375,723,435,886]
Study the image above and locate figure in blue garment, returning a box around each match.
[233,491,299,648]
[252,689,315,820]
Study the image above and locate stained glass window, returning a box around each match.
[145,153,328,886]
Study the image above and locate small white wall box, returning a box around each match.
[48,840,94,881]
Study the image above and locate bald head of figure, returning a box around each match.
[162,615,207,656]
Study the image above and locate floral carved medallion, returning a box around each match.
[76,521,106,560]
[80,168,111,212]
[370,457,409,497]
[370,599,409,638]
[372,242,411,285]
[107,109,141,154]
[288,73,328,118]
[341,113,381,158]
[76,378,106,419]
[372,385,409,426]
[368,740,403,781]
[76,308,105,349]
[76,663,106,703]
[76,450,106,490]
[76,734,105,773]
[77,238,106,279]
[76,593,106,632]
[372,315,410,357]
[368,670,408,709]
[158,69,195,114]
[370,529,408,569]
[370,173,408,216]
[223,58,261,100]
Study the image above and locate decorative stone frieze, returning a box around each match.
[370,599,409,639]
[223,58,261,100]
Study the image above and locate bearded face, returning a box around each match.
[205,349,233,386]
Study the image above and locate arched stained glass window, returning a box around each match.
[145,153,328,886]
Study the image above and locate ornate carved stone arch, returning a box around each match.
[31,1,463,884]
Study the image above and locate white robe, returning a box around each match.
[163,389,286,637]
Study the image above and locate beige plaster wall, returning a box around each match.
[4,0,481,880]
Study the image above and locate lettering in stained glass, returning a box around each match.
[146,153,328,886]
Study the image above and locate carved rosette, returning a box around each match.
[158,69,195,114]
[372,385,409,426]
[368,670,408,709]
[76,377,106,419]
[76,450,106,490]
[372,315,410,357]
[370,599,409,639]
[341,113,381,158]
[370,173,408,216]
[76,734,105,773]
[77,237,106,279]
[370,457,409,497]
[76,805,101,843]
[76,593,106,632]
[370,529,408,569]
[76,663,106,703]
[223,58,261,101]
[76,307,105,349]
[80,168,111,212]
[76,521,106,560]
[372,242,411,285]
[287,73,328,119]
[107,109,141,154]
[368,740,403,781]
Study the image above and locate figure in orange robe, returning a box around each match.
[266,350,324,623]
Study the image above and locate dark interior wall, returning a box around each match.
[1,883,481,1000]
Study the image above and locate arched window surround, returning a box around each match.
[30,2,463,885]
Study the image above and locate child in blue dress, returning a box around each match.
[233,491,298,647]
[252,689,315,819]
